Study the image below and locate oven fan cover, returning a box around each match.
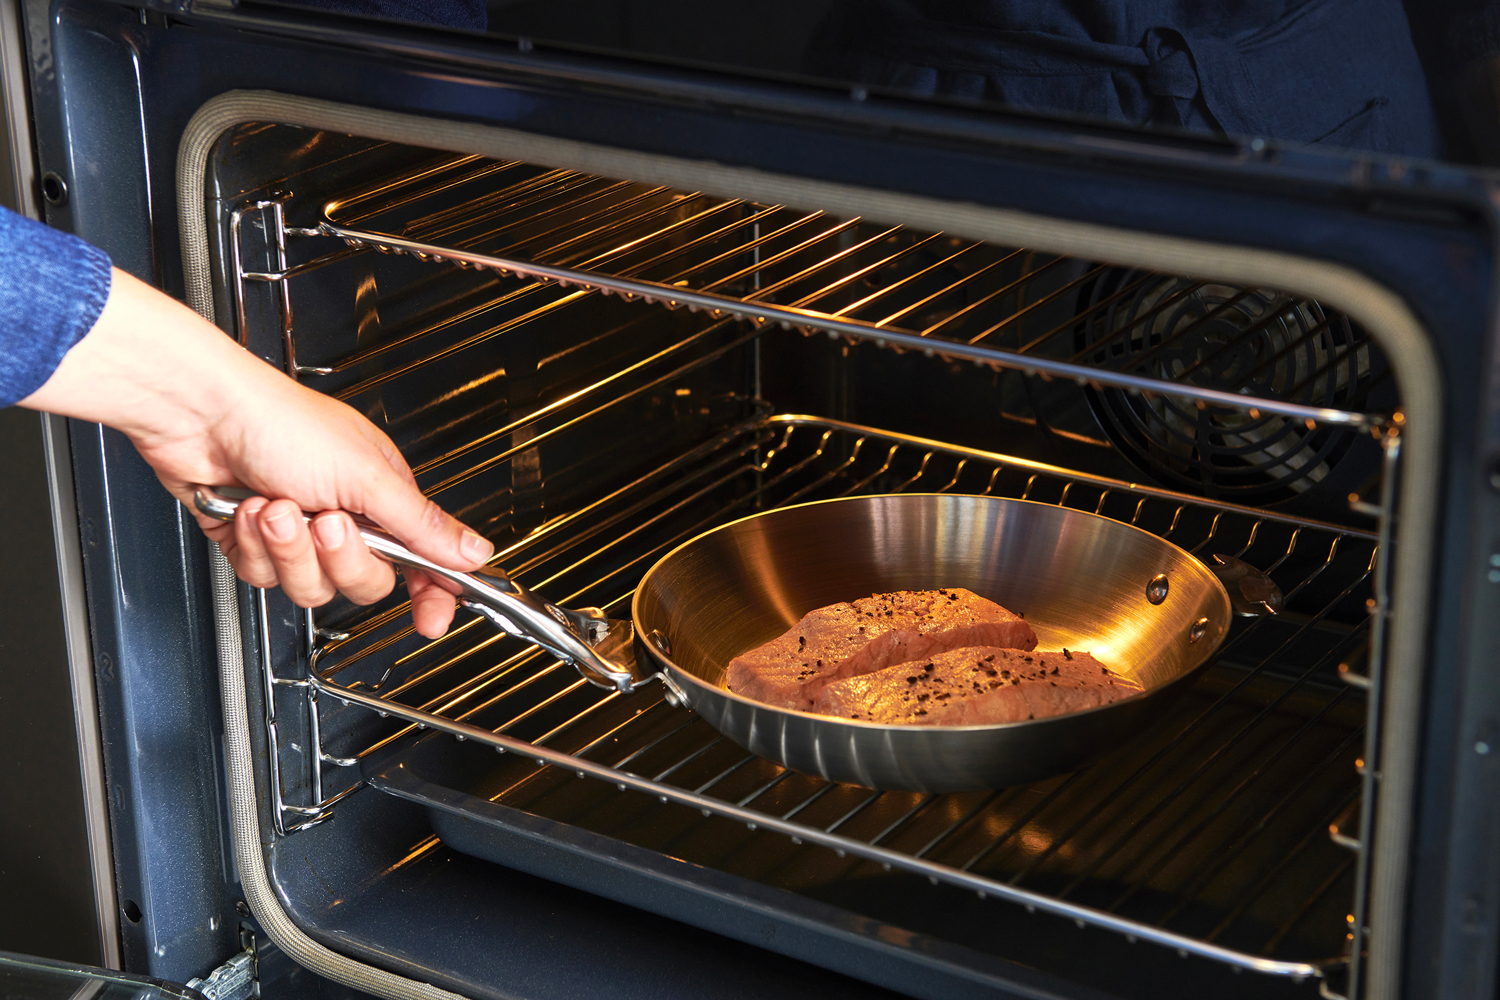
[1073,268,1377,504]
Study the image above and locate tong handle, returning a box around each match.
[192,486,637,692]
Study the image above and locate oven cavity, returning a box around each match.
[213,127,1401,1000]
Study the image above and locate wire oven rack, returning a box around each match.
[287,414,1377,987]
[223,151,1401,995]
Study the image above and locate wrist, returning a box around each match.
[20,266,261,444]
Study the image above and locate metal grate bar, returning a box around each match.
[1055,627,1367,900]
[1002,547,1368,886]
[917,253,1073,338]
[1154,726,1366,926]
[1207,788,1362,944]
[873,248,1031,329]
[1017,268,1178,358]
[967,263,1114,347]
[325,155,519,225]
[1094,681,1359,909]
[957,771,1091,872]
[1261,855,1357,957]
[912,789,1008,859]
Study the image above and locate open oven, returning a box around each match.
[3,4,1499,1000]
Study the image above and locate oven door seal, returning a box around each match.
[178,89,1442,1000]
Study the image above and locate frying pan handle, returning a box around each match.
[191,486,640,693]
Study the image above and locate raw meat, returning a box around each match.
[724,588,1036,710]
[811,646,1143,725]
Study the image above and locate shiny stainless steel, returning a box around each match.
[1346,430,1402,1000]
[192,487,633,693]
[1209,553,1285,616]
[253,585,361,835]
[633,493,1233,791]
[316,221,1387,431]
[1330,800,1363,853]
[229,197,333,375]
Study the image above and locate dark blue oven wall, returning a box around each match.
[20,0,1500,995]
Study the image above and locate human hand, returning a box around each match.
[20,267,490,637]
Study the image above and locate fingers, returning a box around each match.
[359,464,494,572]
[406,569,459,639]
[256,500,334,608]
[309,513,397,606]
[225,500,397,609]
[231,496,280,589]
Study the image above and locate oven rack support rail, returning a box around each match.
[256,414,1387,987]
[300,221,1390,433]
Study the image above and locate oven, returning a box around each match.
[3,3,1498,1000]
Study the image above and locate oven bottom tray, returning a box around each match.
[364,660,1356,1000]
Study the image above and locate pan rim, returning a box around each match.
[631,492,1234,733]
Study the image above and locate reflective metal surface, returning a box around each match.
[1209,552,1285,616]
[193,487,626,689]
[634,494,1232,790]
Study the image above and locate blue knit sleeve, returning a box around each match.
[0,206,113,407]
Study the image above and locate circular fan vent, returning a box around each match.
[1074,270,1373,504]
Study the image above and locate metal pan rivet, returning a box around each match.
[1146,574,1170,605]
[1188,617,1211,644]
[648,629,672,656]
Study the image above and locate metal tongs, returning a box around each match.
[193,486,645,693]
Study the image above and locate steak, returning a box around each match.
[811,646,1143,725]
[724,589,1036,710]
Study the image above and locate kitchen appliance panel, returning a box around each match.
[18,3,1500,999]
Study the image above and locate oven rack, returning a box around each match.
[272,414,1379,985]
[308,219,1385,433]
[237,158,1390,439]
[229,168,1393,515]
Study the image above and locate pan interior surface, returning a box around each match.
[637,494,1229,708]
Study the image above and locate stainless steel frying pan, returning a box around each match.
[195,489,1231,792]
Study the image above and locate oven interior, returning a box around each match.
[211,124,1398,1000]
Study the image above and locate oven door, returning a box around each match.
[17,3,1500,1000]
[0,951,198,1000]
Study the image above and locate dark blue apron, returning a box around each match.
[812,0,1442,158]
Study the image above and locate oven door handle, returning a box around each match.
[192,486,648,694]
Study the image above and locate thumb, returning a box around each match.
[357,464,493,571]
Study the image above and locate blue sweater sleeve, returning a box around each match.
[0,206,113,408]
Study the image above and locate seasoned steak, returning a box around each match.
[811,646,1143,725]
[724,589,1036,710]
